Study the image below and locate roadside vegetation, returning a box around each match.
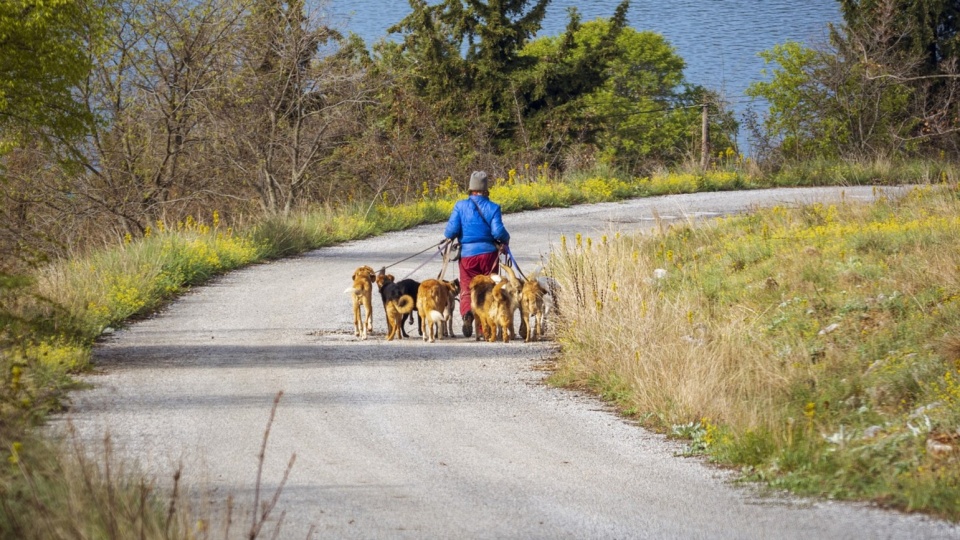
[548,182,960,519]
[5,0,960,534]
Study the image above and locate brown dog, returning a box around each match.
[470,266,521,342]
[489,265,521,342]
[417,278,458,343]
[440,278,460,338]
[519,276,548,342]
[385,294,415,341]
[469,274,497,341]
[345,265,376,339]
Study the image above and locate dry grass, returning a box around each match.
[547,184,960,518]
[548,231,794,433]
[2,391,297,539]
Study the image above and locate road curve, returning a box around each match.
[62,186,959,539]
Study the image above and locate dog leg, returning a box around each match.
[364,301,373,334]
[352,300,362,338]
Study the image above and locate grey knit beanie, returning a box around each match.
[468,170,489,192]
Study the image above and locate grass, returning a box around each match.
[1,158,956,533]
[2,430,197,539]
[547,182,960,519]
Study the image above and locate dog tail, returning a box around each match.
[501,263,520,287]
[428,309,447,323]
[344,286,359,295]
[396,294,415,314]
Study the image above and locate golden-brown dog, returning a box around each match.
[440,278,459,338]
[385,294,415,341]
[519,275,548,342]
[470,266,521,342]
[490,265,521,342]
[417,278,458,343]
[344,265,376,339]
[469,274,497,341]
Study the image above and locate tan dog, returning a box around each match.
[344,265,376,339]
[417,279,458,343]
[470,266,521,342]
[519,276,548,342]
[489,265,521,342]
[469,274,497,341]
[440,278,460,338]
[385,294,415,341]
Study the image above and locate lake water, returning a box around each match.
[323,0,842,153]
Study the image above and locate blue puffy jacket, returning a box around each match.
[444,195,510,258]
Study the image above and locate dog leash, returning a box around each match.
[397,246,444,281]
[437,242,450,281]
[378,240,447,276]
[504,246,528,281]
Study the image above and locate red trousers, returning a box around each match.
[458,250,500,317]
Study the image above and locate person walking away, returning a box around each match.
[443,171,510,337]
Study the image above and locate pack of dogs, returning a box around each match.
[345,263,556,343]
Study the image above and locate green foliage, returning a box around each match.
[518,18,714,169]
[0,0,100,151]
[381,0,733,173]
[749,1,960,162]
[748,41,915,161]
[377,1,727,172]
[386,0,550,125]
[747,43,835,159]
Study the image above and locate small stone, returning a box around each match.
[910,402,942,419]
[926,438,954,458]
[819,323,840,335]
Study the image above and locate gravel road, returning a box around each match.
[61,186,960,539]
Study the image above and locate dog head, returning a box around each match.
[346,265,376,295]
[440,278,460,297]
[522,277,547,299]
[352,265,376,283]
[376,273,396,291]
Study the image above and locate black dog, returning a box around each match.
[377,274,422,338]
[393,278,422,337]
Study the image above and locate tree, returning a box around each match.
[514,12,725,171]
[839,0,960,74]
[0,0,103,276]
[835,0,960,153]
[385,0,552,152]
[69,0,248,235]
[0,0,100,152]
[746,0,956,161]
[215,0,372,214]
